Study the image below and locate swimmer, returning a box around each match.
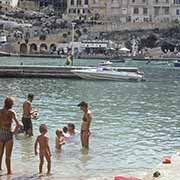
[62,126,70,139]
[67,123,76,136]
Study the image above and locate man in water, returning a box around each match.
[78,101,92,149]
[22,94,37,136]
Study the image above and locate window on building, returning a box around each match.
[142,0,146,3]
[77,0,81,5]
[132,0,135,3]
[155,0,158,3]
[133,8,139,14]
[73,9,76,13]
[84,0,88,5]
[176,9,180,15]
[77,9,80,14]
[154,7,160,16]
[143,8,148,15]
[174,0,180,3]
[71,0,74,5]
[164,7,169,15]
[166,0,169,3]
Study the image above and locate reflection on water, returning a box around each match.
[0,58,180,179]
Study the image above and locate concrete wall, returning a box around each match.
[90,21,176,32]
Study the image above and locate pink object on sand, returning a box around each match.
[114,176,141,180]
[162,156,171,164]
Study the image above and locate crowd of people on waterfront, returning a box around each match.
[0,95,92,175]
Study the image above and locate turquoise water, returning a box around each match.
[0,57,180,179]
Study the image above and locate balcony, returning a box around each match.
[152,0,170,7]
[129,0,148,6]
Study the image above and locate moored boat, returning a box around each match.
[98,61,113,66]
[71,67,145,81]
[174,61,180,67]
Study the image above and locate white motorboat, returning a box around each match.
[98,61,113,66]
[71,67,145,81]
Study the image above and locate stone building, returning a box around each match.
[52,0,67,15]
[127,0,150,22]
[67,0,89,18]
[16,0,180,24]
[18,0,40,11]
[89,0,121,20]
[1,0,19,7]
[150,0,171,22]
[171,0,180,20]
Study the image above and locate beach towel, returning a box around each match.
[114,176,141,180]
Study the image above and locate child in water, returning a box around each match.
[62,126,70,140]
[34,124,51,175]
[56,129,65,150]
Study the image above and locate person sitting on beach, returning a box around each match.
[0,97,20,175]
[55,129,65,151]
[34,124,51,175]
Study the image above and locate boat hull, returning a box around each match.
[174,62,180,67]
[71,69,144,81]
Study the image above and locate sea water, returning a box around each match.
[0,57,179,179]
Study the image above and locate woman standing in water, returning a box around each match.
[78,101,92,149]
[0,97,20,175]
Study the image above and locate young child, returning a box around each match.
[34,124,51,175]
[56,129,65,150]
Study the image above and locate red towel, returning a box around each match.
[114,176,141,180]
[162,156,171,164]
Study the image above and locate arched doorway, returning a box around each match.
[20,43,28,54]
[29,43,38,54]
[49,44,57,54]
[40,43,48,54]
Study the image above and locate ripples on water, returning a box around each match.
[0,58,180,179]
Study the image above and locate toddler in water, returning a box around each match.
[56,129,65,150]
[34,124,51,175]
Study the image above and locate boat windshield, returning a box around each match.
[96,66,103,72]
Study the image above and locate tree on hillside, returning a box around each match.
[75,29,82,37]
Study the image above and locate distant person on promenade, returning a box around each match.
[55,129,65,151]
[22,94,38,137]
[0,97,20,174]
[78,101,92,149]
[34,124,51,175]
[65,53,72,66]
